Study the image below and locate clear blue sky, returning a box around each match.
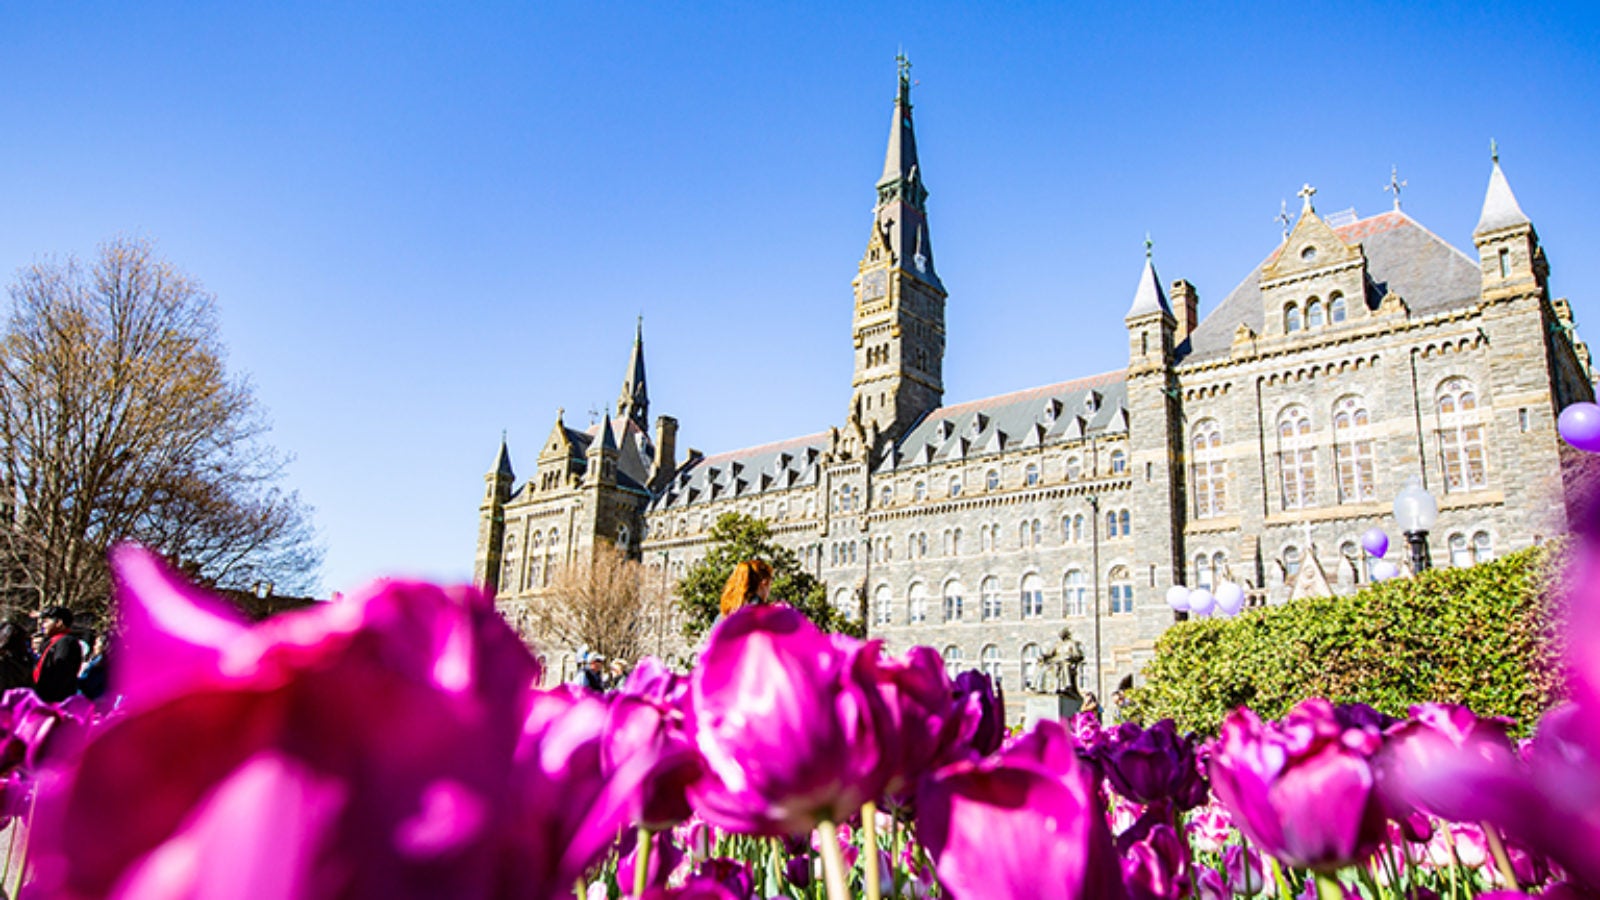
[3,2,1597,593]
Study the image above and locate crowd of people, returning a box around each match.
[0,606,110,705]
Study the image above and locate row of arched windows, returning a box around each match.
[872,569,1137,626]
[1284,292,1349,333]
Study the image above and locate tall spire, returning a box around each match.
[616,317,649,429]
[1125,239,1172,320]
[491,434,514,479]
[873,54,940,289]
[1474,149,1530,235]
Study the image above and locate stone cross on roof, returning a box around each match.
[1297,183,1317,212]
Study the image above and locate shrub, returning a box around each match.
[1125,543,1565,735]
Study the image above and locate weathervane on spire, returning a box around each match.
[896,51,912,84]
[1384,165,1407,210]
[1144,232,1153,260]
[1490,138,1499,165]
[1275,199,1292,241]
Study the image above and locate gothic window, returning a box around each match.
[1333,396,1376,503]
[1436,377,1487,492]
[1212,552,1226,584]
[878,486,892,507]
[908,582,929,624]
[952,528,963,556]
[1025,463,1040,486]
[1340,541,1361,584]
[1276,405,1317,509]
[1306,298,1325,329]
[918,532,929,558]
[1499,248,1511,279]
[914,480,927,502]
[1021,573,1045,618]
[980,645,1003,687]
[1196,553,1214,590]
[617,525,630,548]
[942,645,964,677]
[1031,519,1043,547]
[1283,546,1302,579]
[776,502,788,521]
[981,577,1002,621]
[1330,292,1347,323]
[873,585,893,626]
[942,529,954,557]
[1109,567,1133,614]
[949,475,962,498]
[986,469,1000,491]
[1110,450,1127,475]
[1191,419,1227,518]
[943,581,965,622]
[980,524,992,552]
[1063,570,1087,616]
[1021,643,1042,690]
[1448,533,1472,568]
[1285,303,1302,333]
[1473,531,1493,563]
[1066,456,1082,480]
[837,483,855,513]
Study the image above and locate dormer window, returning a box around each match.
[1084,393,1100,415]
[1042,399,1060,424]
[1285,303,1302,333]
[969,414,987,438]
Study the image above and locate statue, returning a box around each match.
[1037,626,1085,699]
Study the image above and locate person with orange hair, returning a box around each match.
[719,559,774,619]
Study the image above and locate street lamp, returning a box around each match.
[1392,475,1439,574]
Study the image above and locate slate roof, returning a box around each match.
[649,432,831,511]
[1179,211,1482,365]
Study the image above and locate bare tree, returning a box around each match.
[0,237,321,617]
[529,543,654,666]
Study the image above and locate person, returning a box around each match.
[34,606,83,703]
[1080,692,1101,721]
[0,620,33,691]
[719,559,774,619]
[607,658,628,690]
[79,633,110,703]
[578,655,607,693]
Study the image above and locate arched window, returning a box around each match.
[951,528,963,556]
[1283,546,1302,579]
[986,469,1001,491]
[1341,541,1361,584]
[1066,456,1082,480]
[617,525,631,548]
[1473,531,1493,563]
[942,645,964,677]
[1191,419,1227,518]
[943,581,965,622]
[1333,395,1376,503]
[918,532,929,558]
[1285,303,1302,333]
[1277,405,1317,509]
[1448,533,1471,568]
[1021,643,1042,690]
[1212,552,1227,584]
[804,498,815,518]
[980,524,993,552]
[1120,510,1131,537]
[1196,553,1214,590]
[1109,567,1133,614]
[981,644,1003,686]
[1437,378,1487,492]
[908,583,929,624]
[981,577,1002,620]
[1025,463,1040,486]
[1306,298,1325,329]
[836,588,857,621]
[837,483,854,513]
[873,585,893,626]
[943,529,955,557]
[1110,450,1127,475]
[1330,292,1347,323]
[1021,573,1045,618]
[1073,513,1085,543]
[1031,518,1043,547]
[1063,570,1087,616]
[878,486,892,507]
[949,475,963,498]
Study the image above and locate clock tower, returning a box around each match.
[850,55,946,446]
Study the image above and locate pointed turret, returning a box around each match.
[1475,147,1530,236]
[873,54,940,290]
[491,434,514,480]
[587,415,619,486]
[616,318,649,429]
[1124,239,1172,320]
[475,434,516,594]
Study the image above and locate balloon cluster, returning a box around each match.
[1559,402,1600,453]
[1165,581,1246,617]
[1361,527,1401,582]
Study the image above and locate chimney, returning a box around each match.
[1170,279,1200,345]
[650,415,678,491]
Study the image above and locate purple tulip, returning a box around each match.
[877,646,980,802]
[950,669,1006,758]
[1223,844,1267,896]
[605,692,704,830]
[617,827,686,892]
[1100,719,1208,811]
[1194,866,1227,900]
[1209,699,1387,872]
[29,545,648,900]
[687,605,896,836]
[918,719,1125,900]
[1120,820,1189,900]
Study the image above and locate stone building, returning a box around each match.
[475,64,1591,697]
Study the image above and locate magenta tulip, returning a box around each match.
[1120,820,1189,900]
[1100,719,1208,811]
[950,669,1006,758]
[1208,699,1386,872]
[877,645,981,801]
[29,545,648,900]
[918,719,1125,900]
[605,692,703,830]
[687,605,896,835]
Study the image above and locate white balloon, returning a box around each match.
[1214,581,1245,616]
[1371,560,1400,582]
[1166,585,1191,611]
[1188,588,1216,616]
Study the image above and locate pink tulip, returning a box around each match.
[29,545,647,900]
[877,645,980,802]
[688,606,895,836]
[918,719,1125,900]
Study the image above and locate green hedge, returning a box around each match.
[1124,544,1565,735]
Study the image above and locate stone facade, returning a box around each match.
[476,71,1591,699]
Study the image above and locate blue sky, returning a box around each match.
[3,2,1597,592]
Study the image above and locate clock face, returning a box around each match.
[862,269,888,300]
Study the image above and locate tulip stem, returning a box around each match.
[634,826,652,898]
[1269,857,1293,900]
[1313,872,1344,900]
[817,820,851,900]
[1480,821,1518,891]
[889,814,904,898]
[861,801,882,900]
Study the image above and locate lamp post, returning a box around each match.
[1392,475,1439,574]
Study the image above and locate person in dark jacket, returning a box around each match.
[0,621,34,692]
[578,655,607,693]
[34,606,82,703]
[79,633,109,703]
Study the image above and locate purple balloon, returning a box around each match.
[1360,528,1389,559]
[1188,589,1216,617]
[1559,402,1600,453]
[1215,582,1245,617]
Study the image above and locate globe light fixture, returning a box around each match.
[1392,475,1439,573]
